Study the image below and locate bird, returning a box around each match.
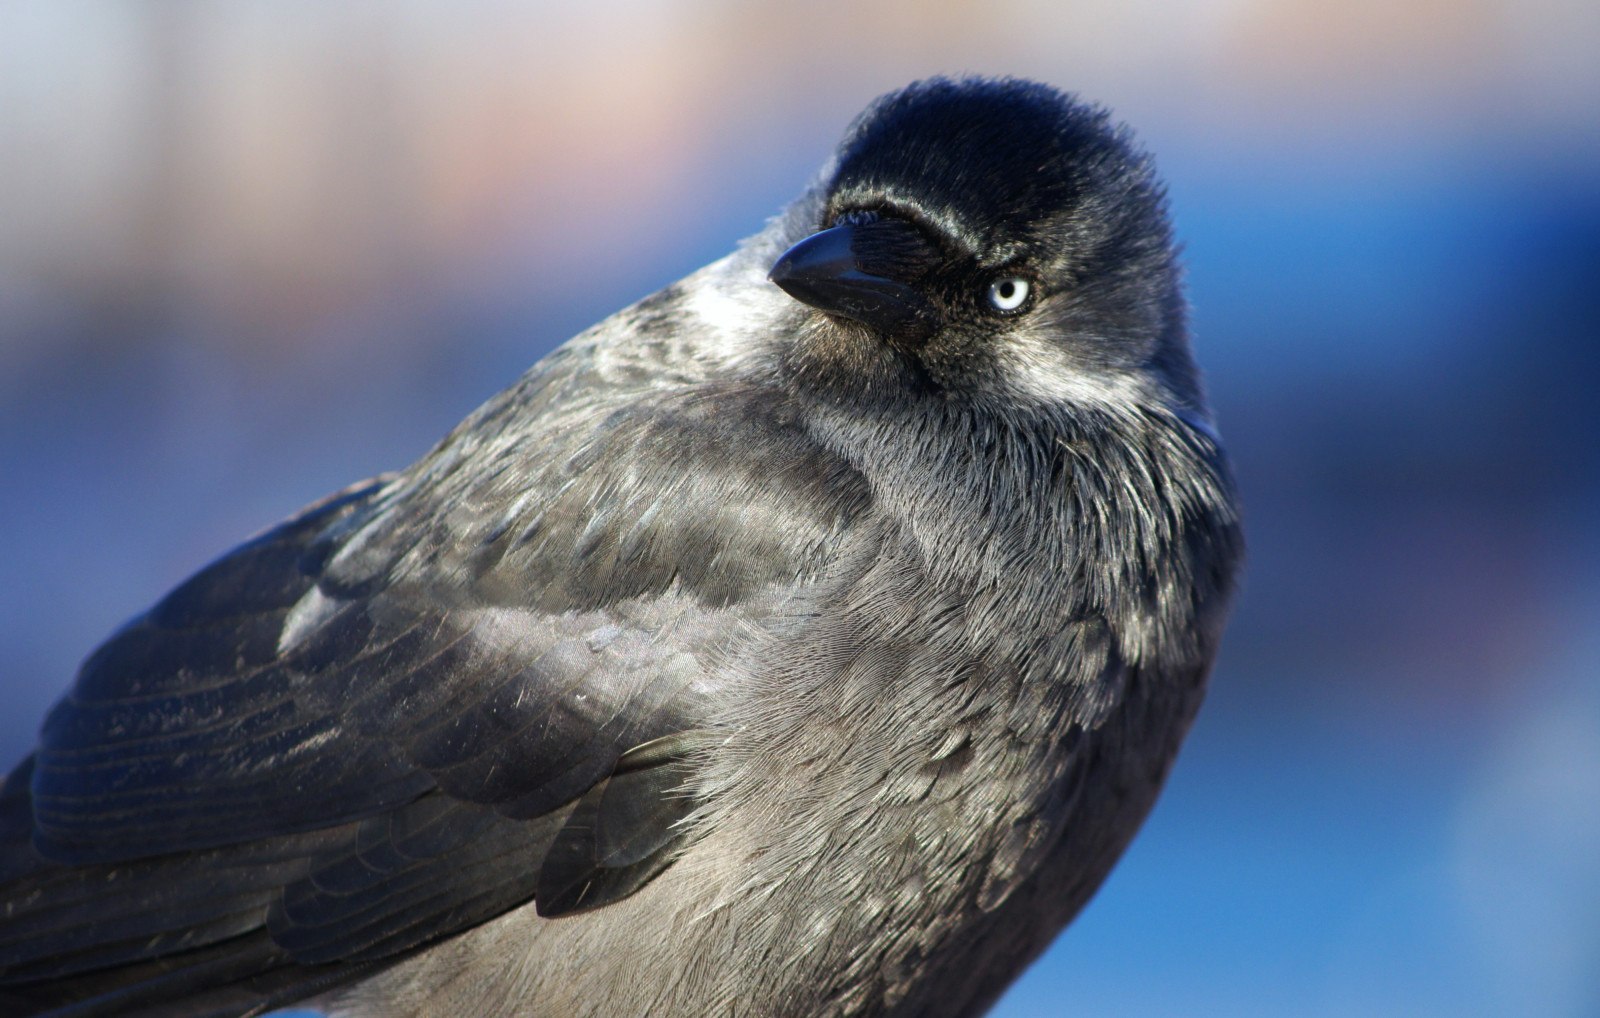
[0,77,1241,1018]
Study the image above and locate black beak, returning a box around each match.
[768,223,938,344]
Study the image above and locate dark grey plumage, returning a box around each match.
[0,77,1241,1017]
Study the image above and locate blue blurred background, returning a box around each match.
[2,3,1597,1016]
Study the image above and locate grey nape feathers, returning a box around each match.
[0,76,1241,1018]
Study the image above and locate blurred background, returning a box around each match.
[2,2,1597,1015]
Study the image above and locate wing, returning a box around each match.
[0,367,872,1016]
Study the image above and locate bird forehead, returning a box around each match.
[826,80,1113,248]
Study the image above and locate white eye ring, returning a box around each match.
[986,276,1031,312]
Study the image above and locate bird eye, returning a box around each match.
[985,277,1031,313]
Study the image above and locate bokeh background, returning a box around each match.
[2,2,1597,1015]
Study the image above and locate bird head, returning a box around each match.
[769,77,1201,415]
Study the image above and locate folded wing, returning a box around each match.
[0,374,871,1015]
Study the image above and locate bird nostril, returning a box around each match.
[846,216,941,282]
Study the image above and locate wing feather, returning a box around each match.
[0,376,872,1014]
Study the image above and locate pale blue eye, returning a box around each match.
[986,277,1030,312]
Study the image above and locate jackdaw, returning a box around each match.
[0,76,1242,1017]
